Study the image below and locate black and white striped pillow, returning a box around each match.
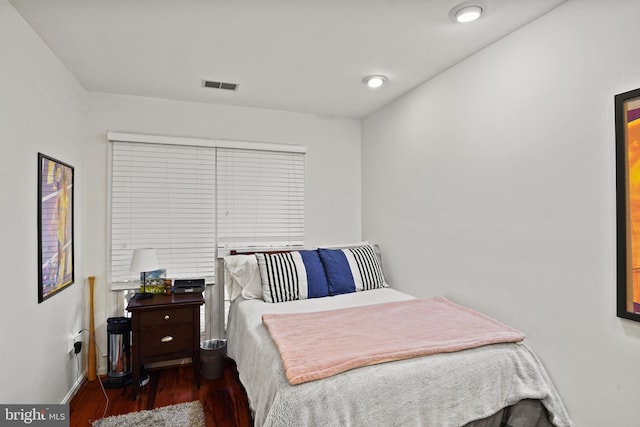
[256,251,329,303]
[346,245,387,291]
[318,244,388,295]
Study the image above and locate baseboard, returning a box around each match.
[62,370,87,404]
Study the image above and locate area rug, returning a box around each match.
[92,401,205,427]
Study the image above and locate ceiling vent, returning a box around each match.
[202,79,239,91]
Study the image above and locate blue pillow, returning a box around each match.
[256,250,329,303]
[298,250,329,298]
[319,245,388,295]
[318,248,356,295]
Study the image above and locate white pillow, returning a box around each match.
[223,255,262,301]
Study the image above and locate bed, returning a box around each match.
[223,244,573,427]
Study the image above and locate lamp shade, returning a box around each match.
[129,248,159,273]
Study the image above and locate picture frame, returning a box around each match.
[615,88,640,321]
[38,153,74,303]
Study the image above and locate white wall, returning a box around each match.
[0,0,86,404]
[84,92,362,373]
[362,0,640,425]
[1,0,361,395]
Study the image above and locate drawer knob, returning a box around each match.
[160,336,174,343]
[164,315,170,320]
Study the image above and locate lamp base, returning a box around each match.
[134,292,154,300]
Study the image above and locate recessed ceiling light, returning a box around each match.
[449,2,485,23]
[456,6,482,22]
[362,75,387,89]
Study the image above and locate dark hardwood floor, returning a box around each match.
[70,358,252,427]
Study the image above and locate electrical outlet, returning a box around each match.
[68,332,81,353]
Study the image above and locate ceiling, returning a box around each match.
[9,0,567,118]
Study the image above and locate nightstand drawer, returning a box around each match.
[139,324,193,357]
[140,307,192,328]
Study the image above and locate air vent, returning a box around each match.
[202,80,239,91]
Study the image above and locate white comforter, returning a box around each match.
[226,288,572,427]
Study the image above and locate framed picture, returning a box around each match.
[38,153,74,303]
[615,88,640,321]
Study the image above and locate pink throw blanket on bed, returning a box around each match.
[262,296,525,385]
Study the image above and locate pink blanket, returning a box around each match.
[262,296,525,385]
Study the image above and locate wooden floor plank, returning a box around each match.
[70,358,252,427]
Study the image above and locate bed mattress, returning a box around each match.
[226,288,572,427]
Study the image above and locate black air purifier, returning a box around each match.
[104,317,132,388]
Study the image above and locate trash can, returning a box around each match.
[104,317,132,388]
[200,339,227,380]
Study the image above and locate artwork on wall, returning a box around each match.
[38,153,74,303]
[615,88,640,321]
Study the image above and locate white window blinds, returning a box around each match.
[109,135,305,285]
[111,142,216,283]
[217,147,305,249]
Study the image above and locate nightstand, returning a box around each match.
[126,293,204,400]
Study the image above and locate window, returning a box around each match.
[108,132,305,339]
[216,147,305,250]
[111,141,216,284]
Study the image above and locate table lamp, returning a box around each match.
[130,248,159,299]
